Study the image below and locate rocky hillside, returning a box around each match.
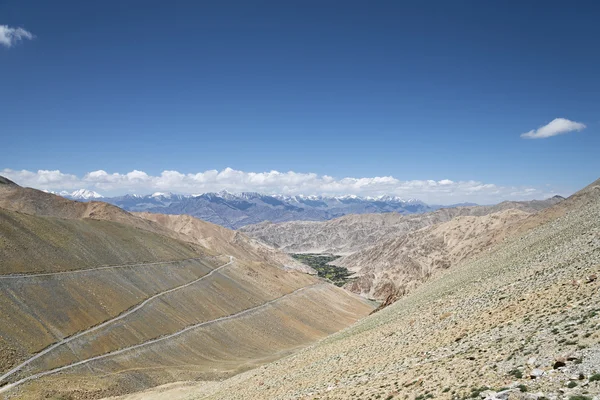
[117,178,600,400]
[240,197,563,255]
[0,177,190,243]
[0,207,203,275]
[135,212,316,274]
[338,209,531,300]
[0,176,373,399]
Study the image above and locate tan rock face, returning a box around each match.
[241,192,563,302]
[135,212,316,274]
[339,209,532,300]
[240,198,563,255]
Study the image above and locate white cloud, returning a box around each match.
[0,167,559,204]
[521,118,586,139]
[0,25,34,48]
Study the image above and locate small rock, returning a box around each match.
[528,392,546,400]
[553,357,567,369]
[494,389,517,400]
[586,274,597,283]
[527,357,537,366]
[530,368,544,379]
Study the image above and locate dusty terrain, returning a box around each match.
[135,212,315,274]
[0,178,186,241]
[240,197,563,255]
[338,209,531,300]
[0,177,373,399]
[0,207,204,274]
[111,179,600,400]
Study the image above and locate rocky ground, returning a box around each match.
[0,178,373,399]
[240,197,563,255]
[135,212,316,274]
[339,209,531,300]
[112,181,600,400]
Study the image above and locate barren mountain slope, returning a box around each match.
[135,212,315,274]
[122,179,599,400]
[0,208,204,274]
[0,178,189,242]
[337,209,530,300]
[240,197,563,255]
[0,178,374,399]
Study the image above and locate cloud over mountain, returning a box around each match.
[0,167,559,204]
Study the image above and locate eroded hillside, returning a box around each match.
[240,197,563,255]
[338,209,531,300]
[120,180,600,400]
[135,212,316,274]
[0,178,373,399]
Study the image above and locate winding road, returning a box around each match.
[0,256,218,279]
[0,282,322,394]
[0,256,234,386]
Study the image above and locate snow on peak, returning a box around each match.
[151,192,173,198]
[334,194,359,200]
[70,189,104,199]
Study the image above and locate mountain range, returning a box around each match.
[53,189,475,229]
[240,195,565,256]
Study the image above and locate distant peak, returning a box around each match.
[151,192,173,198]
[69,189,104,199]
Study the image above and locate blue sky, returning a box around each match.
[1,1,598,202]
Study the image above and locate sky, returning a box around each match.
[1,1,598,203]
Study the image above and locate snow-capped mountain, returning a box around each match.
[96,191,436,229]
[45,189,104,199]
[69,189,104,199]
[48,189,457,229]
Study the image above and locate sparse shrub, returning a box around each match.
[569,396,592,400]
[589,373,600,382]
[290,253,353,286]
[469,387,490,398]
[517,384,527,392]
[567,381,577,388]
[508,369,523,379]
[415,394,434,400]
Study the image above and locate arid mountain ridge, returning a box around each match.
[62,189,478,228]
[240,195,565,302]
[0,176,372,399]
[106,178,600,400]
[240,196,564,255]
[338,185,597,300]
